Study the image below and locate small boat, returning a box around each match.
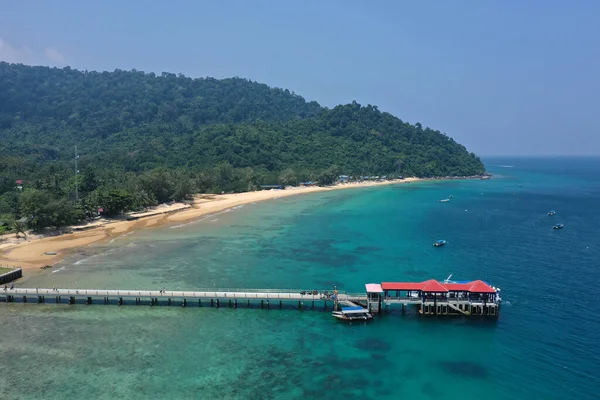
[332,306,373,321]
[439,199,450,203]
[433,240,447,247]
[547,210,556,216]
[553,224,564,230]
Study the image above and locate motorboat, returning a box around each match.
[433,240,447,247]
[553,224,564,229]
[547,210,556,216]
[439,199,450,203]
[332,307,373,321]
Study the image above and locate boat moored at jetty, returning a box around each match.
[433,240,447,247]
[332,306,373,321]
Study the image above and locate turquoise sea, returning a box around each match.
[1,157,600,399]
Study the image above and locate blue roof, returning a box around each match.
[341,306,365,311]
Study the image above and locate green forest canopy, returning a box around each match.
[0,62,485,231]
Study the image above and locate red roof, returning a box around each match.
[381,282,423,291]
[420,279,449,293]
[442,283,470,291]
[382,279,496,293]
[467,280,496,293]
[365,283,383,293]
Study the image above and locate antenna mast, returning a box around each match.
[75,145,79,202]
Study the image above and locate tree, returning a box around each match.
[80,167,99,194]
[96,189,134,217]
[11,220,26,239]
[278,168,297,186]
[317,165,341,186]
[19,189,51,230]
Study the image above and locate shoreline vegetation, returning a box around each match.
[0,177,442,272]
[0,63,488,275]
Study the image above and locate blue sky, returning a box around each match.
[1,0,598,155]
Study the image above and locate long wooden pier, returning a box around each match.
[0,279,501,317]
[0,287,367,308]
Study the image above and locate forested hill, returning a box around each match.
[0,62,321,147]
[0,62,485,231]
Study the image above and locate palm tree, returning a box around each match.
[12,221,27,239]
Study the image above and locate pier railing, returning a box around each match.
[1,287,351,301]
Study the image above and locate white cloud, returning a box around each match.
[0,37,35,64]
[0,37,66,66]
[45,47,65,64]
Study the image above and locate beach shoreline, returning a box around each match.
[0,178,425,271]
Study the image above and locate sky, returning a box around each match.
[1,0,599,156]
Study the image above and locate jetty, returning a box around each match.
[0,278,501,317]
[0,287,366,309]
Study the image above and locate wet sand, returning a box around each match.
[0,179,420,271]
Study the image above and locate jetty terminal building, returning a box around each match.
[365,279,500,317]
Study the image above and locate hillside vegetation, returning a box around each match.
[0,62,484,231]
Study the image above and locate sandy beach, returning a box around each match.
[0,178,420,271]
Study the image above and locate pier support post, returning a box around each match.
[234,300,238,308]
[324,301,327,310]
[261,300,264,309]
[168,298,172,305]
[216,299,219,308]
[118,297,123,306]
[199,299,202,307]
[247,300,250,307]
[402,304,406,314]
[87,297,92,305]
[266,300,270,309]
[280,300,282,309]
[56,296,59,304]
[38,296,43,304]
[23,296,27,303]
[182,299,187,308]
[229,299,232,307]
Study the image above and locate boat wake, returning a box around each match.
[51,266,66,273]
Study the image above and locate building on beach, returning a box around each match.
[260,185,285,190]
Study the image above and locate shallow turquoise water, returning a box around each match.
[2,157,600,399]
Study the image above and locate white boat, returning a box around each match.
[439,199,450,203]
[332,307,373,321]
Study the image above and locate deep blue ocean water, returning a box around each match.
[1,157,600,399]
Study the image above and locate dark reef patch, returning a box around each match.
[435,360,488,379]
[354,337,392,353]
